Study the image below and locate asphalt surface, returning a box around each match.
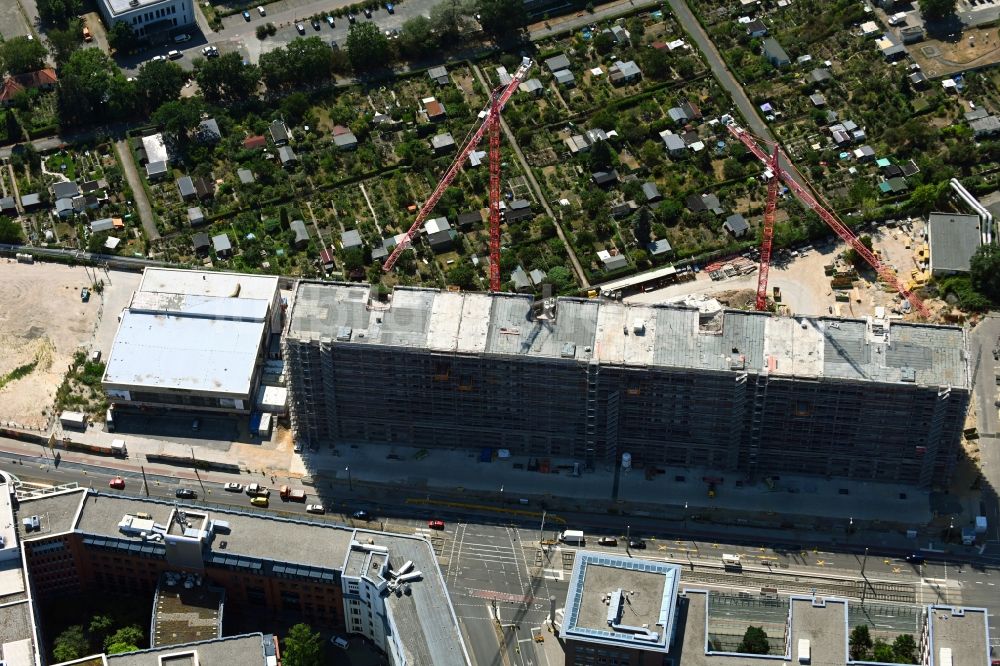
[7,453,1000,659]
[966,315,1000,546]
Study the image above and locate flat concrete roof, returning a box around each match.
[928,212,981,274]
[287,283,969,389]
[0,599,33,648]
[107,634,269,666]
[929,606,990,666]
[563,551,680,651]
[16,488,86,541]
[789,597,847,664]
[74,493,353,572]
[140,135,168,165]
[137,268,278,302]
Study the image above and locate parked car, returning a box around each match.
[428,519,445,530]
[223,483,243,492]
[167,49,182,59]
[311,18,320,30]
[347,13,356,23]
[296,22,305,33]
[352,510,372,521]
[175,488,197,499]
[306,504,325,514]
[174,33,190,42]
[905,553,925,564]
[250,496,269,507]
[598,537,618,546]
[81,287,90,302]
[363,7,372,18]
[385,2,394,12]
[257,5,265,14]
[331,636,349,650]
[109,476,125,490]
[242,9,251,19]
[191,418,200,431]
[326,15,334,26]
[82,25,92,41]
[202,45,219,57]
[329,40,338,49]
[628,539,646,549]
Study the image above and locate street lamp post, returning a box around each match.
[345,466,353,492]
[684,502,689,532]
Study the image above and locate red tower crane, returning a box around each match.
[382,58,533,292]
[725,119,930,318]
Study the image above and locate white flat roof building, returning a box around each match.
[97,0,194,37]
[103,269,281,413]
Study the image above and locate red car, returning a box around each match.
[428,519,445,530]
[109,476,125,490]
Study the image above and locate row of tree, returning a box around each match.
[53,615,146,662]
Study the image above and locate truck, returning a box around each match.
[60,411,87,431]
[560,530,585,545]
[722,554,742,570]
[279,485,306,502]
[246,483,270,498]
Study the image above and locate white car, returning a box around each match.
[167,49,182,59]
[257,5,265,14]
[223,482,244,492]
[306,504,325,514]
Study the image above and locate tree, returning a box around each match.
[53,625,89,663]
[341,246,365,272]
[633,207,652,245]
[593,31,615,55]
[194,52,260,106]
[842,234,873,268]
[849,625,873,661]
[47,24,81,65]
[476,0,527,43]
[970,243,1000,303]
[135,59,186,112]
[399,15,436,58]
[639,47,671,80]
[88,615,114,643]
[919,0,956,20]
[57,49,131,126]
[655,199,682,226]
[909,182,945,215]
[281,92,311,126]
[104,625,144,653]
[873,640,895,664]
[0,218,23,244]
[589,140,613,171]
[892,634,917,664]
[151,98,204,140]
[0,36,48,74]
[737,626,770,655]
[447,262,478,290]
[546,265,575,292]
[108,21,139,54]
[723,158,743,181]
[282,623,323,666]
[37,0,82,26]
[346,22,392,73]
[430,0,473,42]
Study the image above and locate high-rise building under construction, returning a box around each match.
[283,282,970,488]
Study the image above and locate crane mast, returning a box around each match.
[382,58,533,293]
[725,120,929,318]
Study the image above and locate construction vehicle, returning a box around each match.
[279,485,306,502]
[723,118,928,318]
[383,58,533,292]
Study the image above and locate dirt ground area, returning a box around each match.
[0,262,102,429]
[910,27,1000,78]
[628,222,929,320]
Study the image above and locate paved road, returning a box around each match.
[966,315,1000,548]
[113,139,160,240]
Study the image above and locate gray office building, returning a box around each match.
[283,283,970,488]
